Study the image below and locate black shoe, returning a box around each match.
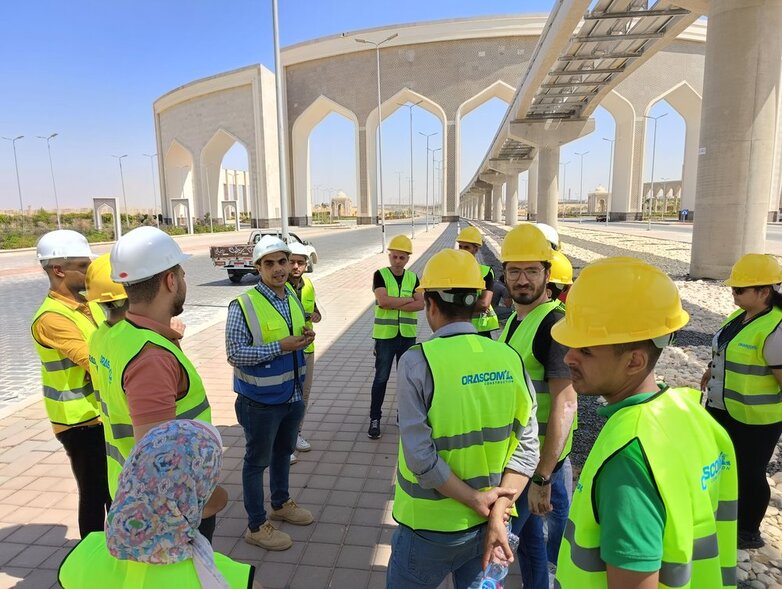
[368,419,381,439]
[738,530,764,550]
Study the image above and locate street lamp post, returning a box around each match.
[398,100,422,238]
[419,131,438,232]
[112,154,129,227]
[643,112,668,231]
[575,151,589,224]
[272,0,290,239]
[395,171,403,213]
[661,177,669,220]
[142,153,160,227]
[37,133,61,228]
[355,32,398,252]
[603,138,615,224]
[2,135,24,215]
[559,160,570,219]
[431,147,441,221]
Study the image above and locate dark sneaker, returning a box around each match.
[368,419,381,439]
[738,530,764,550]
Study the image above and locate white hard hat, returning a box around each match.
[252,235,290,264]
[288,242,310,259]
[36,230,94,263]
[535,223,561,250]
[110,226,191,285]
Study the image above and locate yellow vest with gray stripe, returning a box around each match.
[555,387,737,589]
[499,300,577,461]
[716,307,782,425]
[393,333,533,532]
[373,268,418,339]
[287,276,316,353]
[91,319,212,499]
[32,296,99,426]
[472,264,500,332]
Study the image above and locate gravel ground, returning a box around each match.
[473,221,782,588]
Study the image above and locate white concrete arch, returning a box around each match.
[364,88,447,221]
[600,90,636,216]
[201,129,251,222]
[291,95,360,224]
[163,140,194,221]
[643,81,702,211]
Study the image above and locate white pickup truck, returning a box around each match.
[209,229,318,283]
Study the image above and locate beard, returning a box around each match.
[171,288,186,317]
[511,281,547,305]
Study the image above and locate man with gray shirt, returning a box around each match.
[387,249,540,589]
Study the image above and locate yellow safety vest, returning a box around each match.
[498,300,577,461]
[555,387,738,589]
[716,307,782,425]
[59,531,254,589]
[373,267,418,339]
[393,334,533,532]
[31,296,99,426]
[288,276,316,353]
[90,319,212,499]
[472,264,500,332]
[89,301,106,326]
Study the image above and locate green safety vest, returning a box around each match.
[716,307,782,425]
[373,267,418,339]
[89,301,107,326]
[471,264,500,333]
[288,276,316,353]
[90,319,212,499]
[498,300,577,461]
[59,531,253,589]
[555,387,738,589]
[32,296,100,426]
[393,333,533,532]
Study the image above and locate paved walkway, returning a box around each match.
[0,222,459,589]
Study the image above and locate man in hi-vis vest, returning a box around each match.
[387,249,540,589]
[455,225,499,337]
[369,234,424,440]
[226,236,315,552]
[552,257,738,589]
[32,229,110,538]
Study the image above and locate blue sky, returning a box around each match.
[0,0,685,212]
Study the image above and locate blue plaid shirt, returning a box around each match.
[225,281,303,401]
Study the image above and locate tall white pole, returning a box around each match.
[603,138,615,224]
[38,134,61,229]
[272,0,290,238]
[575,151,589,224]
[113,154,129,227]
[419,131,438,231]
[3,136,24,215]
[143,153,160,227]
[644,113,667,231]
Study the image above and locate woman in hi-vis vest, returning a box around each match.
[59,420,263,589]
[701,253,782,550]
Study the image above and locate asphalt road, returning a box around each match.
[0,219,437,409]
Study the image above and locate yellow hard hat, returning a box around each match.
[549,251,573,285]
[388,234,413,254]
[724,253,782,288]
[85,254,127,303]
[416,249,485,291]
[501,223,554,263]
[456,226,482,246]
[551,257,689,348]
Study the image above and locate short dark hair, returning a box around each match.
[613,339,663,372]
[423,290,476,321]
[124,266,177,305]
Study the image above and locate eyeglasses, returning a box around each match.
[505,267,545,281]
[732,287,746,295]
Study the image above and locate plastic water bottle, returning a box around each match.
[480,528,520,589]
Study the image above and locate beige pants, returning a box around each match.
[300,352,314,431]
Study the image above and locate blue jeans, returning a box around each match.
[235,394,305,529]
[547,458,572,565]
[386,524,486,589]
[370,335,416,420]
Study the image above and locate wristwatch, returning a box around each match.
[531,473,551,487]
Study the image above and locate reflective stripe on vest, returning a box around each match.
[373,268,418,339]
[287,276,316,353]
[472,264,500,332]
[498,300,576,460]
[32,296,99,426]
[555,387,738,589]
[90,319,212,499]
[233,287,306,404]
[393,334,533,532]
[59,531,253,589]
[717,307,782,425]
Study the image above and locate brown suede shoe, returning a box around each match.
[244,521,292,551]
[269,499,314,525]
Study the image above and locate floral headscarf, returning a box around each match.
[106,419,228,588]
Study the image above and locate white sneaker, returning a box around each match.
[290,453,298,465]
[296,434,311,452]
